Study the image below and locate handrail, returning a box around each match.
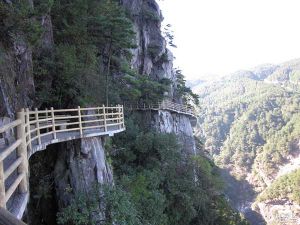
[126,100,197,118]
[0,105,125,220]
[0,207,26,225]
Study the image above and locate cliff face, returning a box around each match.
[0,41,34,118]
[0,0,197,222]
[122,0,177,96]
[122,0,196,155]
[54,137,113,222]
[152,111,197,156]
[55,137,113,197]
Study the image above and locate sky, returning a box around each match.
[158,0,300,80]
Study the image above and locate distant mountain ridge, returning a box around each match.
[188,58,300,91]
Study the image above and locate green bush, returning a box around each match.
[57,184,141,225]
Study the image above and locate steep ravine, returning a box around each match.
[193,61,300,224]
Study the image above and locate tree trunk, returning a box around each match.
[106,40,113,106]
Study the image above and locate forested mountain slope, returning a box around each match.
[194,59,300,224]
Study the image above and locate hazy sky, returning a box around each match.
[158,0,300,80]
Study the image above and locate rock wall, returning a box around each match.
[55,136,113,220]
[257,201,300,225]
[122,0,177,98]
[0,41,34,118]
[252,141,300,224]
[122,0,196,154]
[152,110,197,156]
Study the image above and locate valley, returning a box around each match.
[193,59,300,224]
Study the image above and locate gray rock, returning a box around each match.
[152,110,197,157]
[54,136,113,207]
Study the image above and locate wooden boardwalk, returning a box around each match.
[0,100,197,224]
[126,100,198,126]
[126,100,197,117]
[0,105,125,220]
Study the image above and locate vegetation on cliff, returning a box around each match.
[257,168,300,204]
[110,115,248,225]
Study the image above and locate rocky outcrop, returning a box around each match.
[121,0,196,155]
[0,41,34,118]
[54,136,113,222]
[122,0,177,97]
[55,136,113,204]
[152,110,197,156]
[256,200,300,225]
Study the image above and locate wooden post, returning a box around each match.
[118,105,121,129]
[25,109,32,150]
[17,109,28,194]
[103,105,107,132]
[0,159,5,209]
[45,108,49,132]
[51,107,56,139]
[78,106,83,137]
[35,108,41,145]
[122,105,125,129]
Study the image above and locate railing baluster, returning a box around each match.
[25,109,32,150]
[17,109,28,194]
[51,107,56,139]
[122,105,125,129]
[35,108,41,145]
[103,105,107,132]
[45,108,49,133]
[118,105,121,130]
[78,106,83,137]
[0,159,5,209]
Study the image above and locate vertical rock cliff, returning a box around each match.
[122,0,177,96]
[0,37,34,118]
[54,137,113,223]
[122,0,196,156]
[152,111,197,156]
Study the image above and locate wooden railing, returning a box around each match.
[0,208,26,225]
[0,105,125,216]
[126,100,197,118]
